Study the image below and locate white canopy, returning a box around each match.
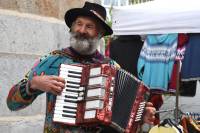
[112,0,200,35]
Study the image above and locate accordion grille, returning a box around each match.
[112,69,139,129]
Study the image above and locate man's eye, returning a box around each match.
[75,22,82,26]
[87,25,94,29]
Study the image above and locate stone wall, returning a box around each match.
[0,0,98,19]
[0,0,100,132]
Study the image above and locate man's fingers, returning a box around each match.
[51,76,65,83]
[146,102,154,107]
[147,107,156,116]
[49,83,63,94]
[52,80,65,89]
[143,106,156,125]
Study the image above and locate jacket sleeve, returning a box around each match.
[6,53,51,111]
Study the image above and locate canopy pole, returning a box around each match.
[175,60,180,123]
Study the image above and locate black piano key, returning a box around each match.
[64,99,77,103]
[67,81,80,85]
[64,95,77,99]
[66,85,79,89]
[62,114,76,118]
[63,110,76,114]
[68,74,81,79]
[68,70,82,75]
[63,106,77,110]
[65,89,81,93]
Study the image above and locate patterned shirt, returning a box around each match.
[7,47,119,133]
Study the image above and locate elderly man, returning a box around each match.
[7,1,155,133]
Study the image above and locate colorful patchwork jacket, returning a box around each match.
[7,47,119,133]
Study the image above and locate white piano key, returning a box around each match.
[60,76,81,82]
[54,106,77,113]
[61,92,79,97]
[56,96,84,102]
[63,87,84,92]
[55,100,78,108]
[55,102,77,109]
[59,71,82,77]
[54,110,76,116]
[56,96,78,102]
[62,91,79,96]
[60,68,82,73]
[53,115,76,124]
[60,64,83,71]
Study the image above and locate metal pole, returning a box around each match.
[175,61,180,123]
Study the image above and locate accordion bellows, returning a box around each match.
[53,63,150,133]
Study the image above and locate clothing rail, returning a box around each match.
[155,108,176,114]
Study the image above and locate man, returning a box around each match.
[7,1,155,133]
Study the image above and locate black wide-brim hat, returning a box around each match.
[64,2,113,36]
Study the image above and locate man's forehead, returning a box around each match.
[75,16,98,25]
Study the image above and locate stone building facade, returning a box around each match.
[0,0,100,132]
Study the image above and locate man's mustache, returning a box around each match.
[73,32,90,40]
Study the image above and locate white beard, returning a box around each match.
[69,32,100,55]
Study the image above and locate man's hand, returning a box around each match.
[143,102,156,125]
[30,75,65,95]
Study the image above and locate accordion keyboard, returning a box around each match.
[53,64,84,124]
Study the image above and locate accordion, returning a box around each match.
[53,63,150,133]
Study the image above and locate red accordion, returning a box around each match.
[53,63,150,133]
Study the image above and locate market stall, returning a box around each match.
[110,0,200,132]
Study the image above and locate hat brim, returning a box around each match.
[65,8,113,36]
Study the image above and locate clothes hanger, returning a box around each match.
[158,118,183,133]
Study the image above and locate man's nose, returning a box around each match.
[78,26,87,34]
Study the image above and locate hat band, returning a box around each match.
[90,10,105,22]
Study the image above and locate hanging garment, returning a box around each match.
[168,67,197,97]
[149,119,183,133]
[168,34,188,93]
[180,116,200,133]
[149,125,181,133]
[137,34,178,91]
[149,125,177,133]
[181,33,200,81]
[110,35,143,77]
[168,34,197,96]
